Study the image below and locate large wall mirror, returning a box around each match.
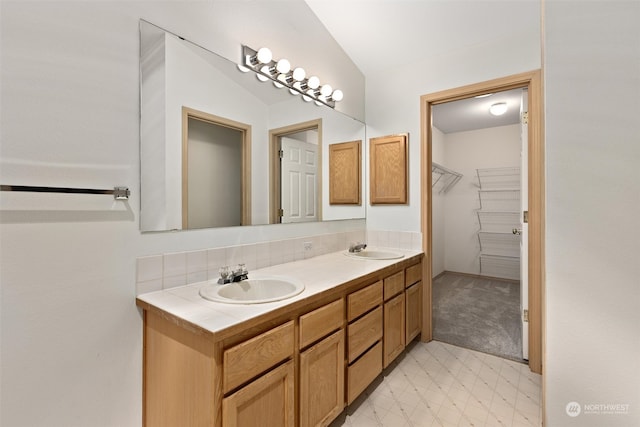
[140,20,366,232]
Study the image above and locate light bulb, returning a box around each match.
[302,93,312,102]
[237,63,250,73]
[489,102,508,116]
[276,59,291,74]
[257,65,270,82]
[307,76,320,89]
[292,67,306,82]
[331,89,343,102]
[256,47,272,64]
[320,84,333,97]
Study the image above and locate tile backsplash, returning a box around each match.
[136,229,421,295]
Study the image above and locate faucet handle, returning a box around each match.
[219,266,231,279]
[234,263,247,275]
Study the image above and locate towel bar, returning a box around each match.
[0,185,130,200]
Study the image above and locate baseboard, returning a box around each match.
[435,270,519,284]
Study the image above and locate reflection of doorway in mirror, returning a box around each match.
[281,136,318,223]
[182,107,251,229]
[269,119,322,224]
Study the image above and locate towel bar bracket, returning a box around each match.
[113,187,131,200]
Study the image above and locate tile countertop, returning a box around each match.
[136,247,423,340]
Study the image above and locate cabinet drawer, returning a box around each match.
[299,299,344,349]
[223,321,294,393]
[347,341,382,404]
[347,306,382,363]
[384,271,405,300]
[347,281,382,321]
[405,262,422,288]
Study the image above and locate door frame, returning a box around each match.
[419,70,544,374]
[181,107,252,228]
[269,119,323,224]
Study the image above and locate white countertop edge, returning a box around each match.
[136,247,423,334]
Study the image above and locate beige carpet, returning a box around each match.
[432,272,524,362]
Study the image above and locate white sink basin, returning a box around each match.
[344,250,404,260]
[199,276,305,304]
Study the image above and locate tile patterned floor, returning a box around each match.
[330,340,541,427]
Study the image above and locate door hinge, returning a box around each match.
[278,208,284,217]
[523,309,529,322]
[522,111,529,124]
[523,210,529,224]
[278,149,284,159]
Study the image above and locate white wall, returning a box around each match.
[0,1,364,426]
[442,125,520,275]
[364,23,540,234]
[544,1,640,426]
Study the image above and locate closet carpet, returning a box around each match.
[432,272,523,362]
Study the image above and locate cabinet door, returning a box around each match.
[300,330,345,427]
[329,140,362,205]
[369,133,408,205]
[383,292,405,368]
[222,361,295,427]
[405,281,422,344]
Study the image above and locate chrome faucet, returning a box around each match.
[348,242,367,253]
[218,263,248,284]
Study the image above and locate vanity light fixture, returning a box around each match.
[240,45,343,108]
[489,102,508,116]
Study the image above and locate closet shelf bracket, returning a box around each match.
[432,162,462,194]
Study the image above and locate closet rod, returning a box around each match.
[0,185,130,200]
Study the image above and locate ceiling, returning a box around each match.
[432,88,523,134]
[305,0,539,132]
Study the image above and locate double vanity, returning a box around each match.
[136,248,424,427]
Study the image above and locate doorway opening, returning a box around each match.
[420,71,544,374]
[430,87,527,362]
[181,107,251,229]
[269,119,322,224]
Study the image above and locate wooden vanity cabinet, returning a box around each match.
[222,360,295,427]
[346,281,383,404]
[382,261,423,368]
[299,299,345,427]
[405,262,423,344]
[140,254,424,427]
[222,321,295,427]
[383,271,406,367]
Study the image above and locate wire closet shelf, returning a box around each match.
[476,167,520,281]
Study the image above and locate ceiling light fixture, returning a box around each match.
[240,45,343,108]
[489,102,508,116]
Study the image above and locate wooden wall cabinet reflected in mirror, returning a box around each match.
[369,133,408,205]
[329,140,362,205]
